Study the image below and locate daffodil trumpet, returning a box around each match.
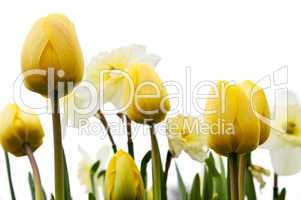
[24,144,44,200]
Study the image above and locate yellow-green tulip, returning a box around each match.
[123,63,170,124]
[21,14,84,97]
[204,80,270,156]
[105,150,144,200]
[0,104,44,156]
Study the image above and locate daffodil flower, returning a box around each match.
[166,114,208,162]
[62,45,161,128]
[264,91,301,175]
[78,145,111,199]
[87,44,161,109]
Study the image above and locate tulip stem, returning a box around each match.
[164,150,173,182]
[229,153,239,200]
[24,144,43,200]
[95,110,117,153]
[51,93,65,200]
[4,151,16,200]
[273,173,278,200]
[150,124,166,200]
[238,154,246,200]
[125,115,135,159]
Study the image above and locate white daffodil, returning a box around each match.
[166,114,208,162]
[78,145,111,199]
[264,91,301,176]
[62,45,160,128]
[87,44,161,109]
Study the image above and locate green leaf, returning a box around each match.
[140,150,152,188]
[202,166,213,200]
[204,153,228,200]
[175,163,188,200]
[88,193,96,200]
[4,151,16,200]
[245,153,256,200]
[205,153,219,176]
[28,172,35,200]
[63,149,72,200]
[277,188,286,200]
[97,170,106,179]
[28,172,47,200]
[150,128,166,200]
[190,174,201,200]
[90,160,101,197]
[90,161,100,174]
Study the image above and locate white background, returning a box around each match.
[1,0,301,199]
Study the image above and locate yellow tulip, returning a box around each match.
[204,80,270,156]
[105,150,144,200]
[0,104,44,156]
[166,114,208,162]
[123,63,170,124]
[21,14,84,97]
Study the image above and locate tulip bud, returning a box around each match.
[105,150,144,200]
[21,14,84,97]
[204,80,270,156]
[123,63,170,124]
[0,104,44,156]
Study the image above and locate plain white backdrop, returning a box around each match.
[1,0,301,199]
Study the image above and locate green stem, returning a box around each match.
[4,151,16,200]
[125,115,134,159]
[51,94,64,200]
[164,151,173,182]
[95,110,117,153]
[24,144,43,200]
[90,171,97,199]
[150,124,165,200]
[238,154,246,200]
[228,153,239,200]
[273,173,278,200]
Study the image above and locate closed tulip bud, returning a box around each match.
[124,63,170,124]
[0,104,44,157]
[105,150,144,200]
[21,14,84,97]
[204,80,270,156]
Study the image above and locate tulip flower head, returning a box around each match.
[0,104,44,156]
[204,80,270,156]
[123,63,170,124]
[21,14,84,97]
[264,91,301,175]
[166,114,208,162]
[105,150,144,200]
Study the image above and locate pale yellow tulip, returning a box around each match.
[21,14,84,97]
